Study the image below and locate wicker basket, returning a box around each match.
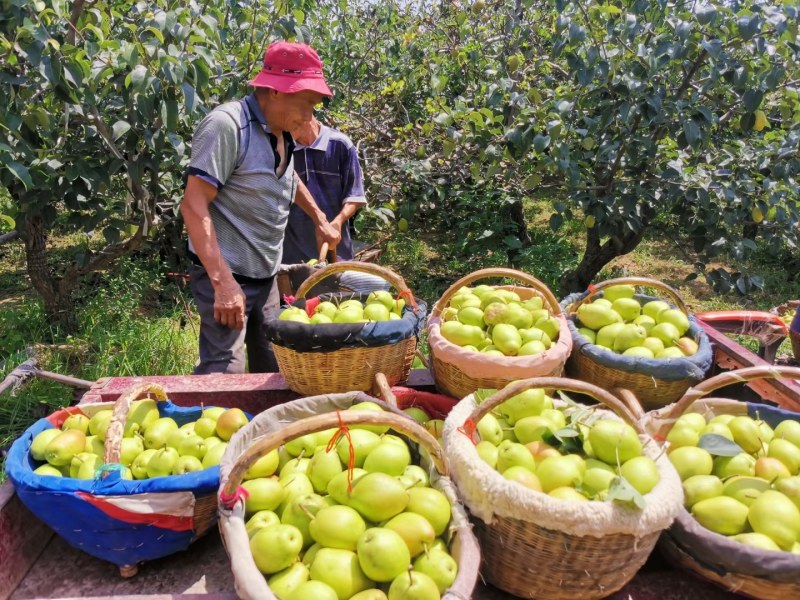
[5,383,220,577]
[427,268,572,399]
[271,261,423,395]
[563,277,713,411]
[442,377,684,599]
[641,365,800,600]
[217,391,481,600]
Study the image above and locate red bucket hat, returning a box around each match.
[249,41,333,97]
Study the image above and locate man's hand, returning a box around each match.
[213,278,246,330]
[316,218,341,247]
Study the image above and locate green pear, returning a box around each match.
[243,477,286,514]
[350,590,388,600]
[623,346,654,358]
[166,427,194,451]
[348,472,409,522]
[281,493,332,547]
[286,580,338,600]
[308,447,343,493]
[754,456,791,481]
[670,446,713,480]
[577,303,622,330]
[280,457,311,479]
[498,303,533,329]
[33,464,63,477]
[192,417,217,439]
[602,284,636,302]
[388,570,440,600]
[533,316,560,342]
[245,510,280,538]
[309,505,366,550]
[384,512,436,557]
[722,476,770,506]
[406,487,451,536]
[309,548,371,600]
[250,523,303,574]
[578,327,596,344]
[399,465,429,488]
[642,336,665,356]
[634,315,656,334]
[88,410,114,439]
[588,419,642,465]
[730,533,782,552]
[363,440,411,476]
[700,423,733,441]
[748,490,800,550]
[595,322,625,349]
[131,448,158,479]
[244,449,280,480]
[119,435,144,466]
[612,324,647,353]
[519,327,551,348]
[536,455,583,492]
[125,399,160,437]
[774,419,800,446]
[657,309,691,336]
[413,549,458,594]
[582,467,618,497]
[440,321,484,347]
[315,301,338,320]
[476,441,499,468]
[650,322,681,347]
[403,407,430,424]
[691,496,749,535]
[30,429,63,462]
[356,527,411,582]
[502,465,542,491]
[774,476,800,509]
[476,413,504,445]
[75,453,103,479]
[326,468,367,505]
[348,402,391,435]
[642,300,670,321]
[173,455,204,474]
[143,417,179,450]
[268,562,309,600]
[70,451,100,478]
[611,298,641,322]
[44,429,86,466]
[768,438,800,474]
[62,413,91,434]
[177,434,209,460]
[682,475,723,509]
[367,290,395,310]
[496,442,536,473]
[497,388,552,425]
[279,473,315,514]
[215,407,249,441]
[713,453,756,479]
[145,447,179,478]
[620,456,660,495]
[513,416,555,445]
[491,323,522,356]
[337,429,381,467]
[457,306,485,328]
[202,441,227,468]
[728,416,764,454]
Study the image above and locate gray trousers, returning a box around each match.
[189,264,280,374]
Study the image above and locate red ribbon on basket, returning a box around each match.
[304,296,322,318]
[397,289,418,312]
[219,485,250,510]
[457,418,478,445]
[326,411,357,493]
[586,283,598,300]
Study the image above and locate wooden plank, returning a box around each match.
[701,322,800,411]
[0,482,53,600]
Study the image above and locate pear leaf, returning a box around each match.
[607,476,646,510]
[555,427,580,438]
[474,388,498,405]
[698,433,743,456]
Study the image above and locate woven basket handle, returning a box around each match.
[566,276,689,316]
[650,365,800,439]
[430,267,561,319]
[465,377,645,435]
[372,372,399,409]
[103,383,169,469]
[294,260,410,300]
[318,242,337,264]
[221,410,447,497]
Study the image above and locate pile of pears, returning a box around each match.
[280,290,406,325]
[574,284,699,359]
[438,284,561,357]
[28,402,249,480]
[667,411,800,553]
[243,402,458,600]
[472,388,660,503]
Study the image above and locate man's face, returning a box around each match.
[269,90,326,132]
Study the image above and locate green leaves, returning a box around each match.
[698,434,744,457]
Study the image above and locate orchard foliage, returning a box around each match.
[0,0,798,326]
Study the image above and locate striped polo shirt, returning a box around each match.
[282,125,366,264]
[187,93,297,280]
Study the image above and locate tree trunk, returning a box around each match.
[22,215,78,332]
[558,224,647,295]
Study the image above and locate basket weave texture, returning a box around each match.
[442,377,683,599]
[271,261,424,395]
[218,392,481,600]
[428,268,572,399]
[641,366,800,600]
[562,277,713,411]
[5,383,219,572]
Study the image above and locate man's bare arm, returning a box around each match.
[180,176,246,330]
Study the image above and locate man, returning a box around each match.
[181,41,339,374]
[282,115,366,264]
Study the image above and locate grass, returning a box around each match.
[0,252,199,479]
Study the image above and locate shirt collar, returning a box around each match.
[245,93,272,133]
[295,124,331,151]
